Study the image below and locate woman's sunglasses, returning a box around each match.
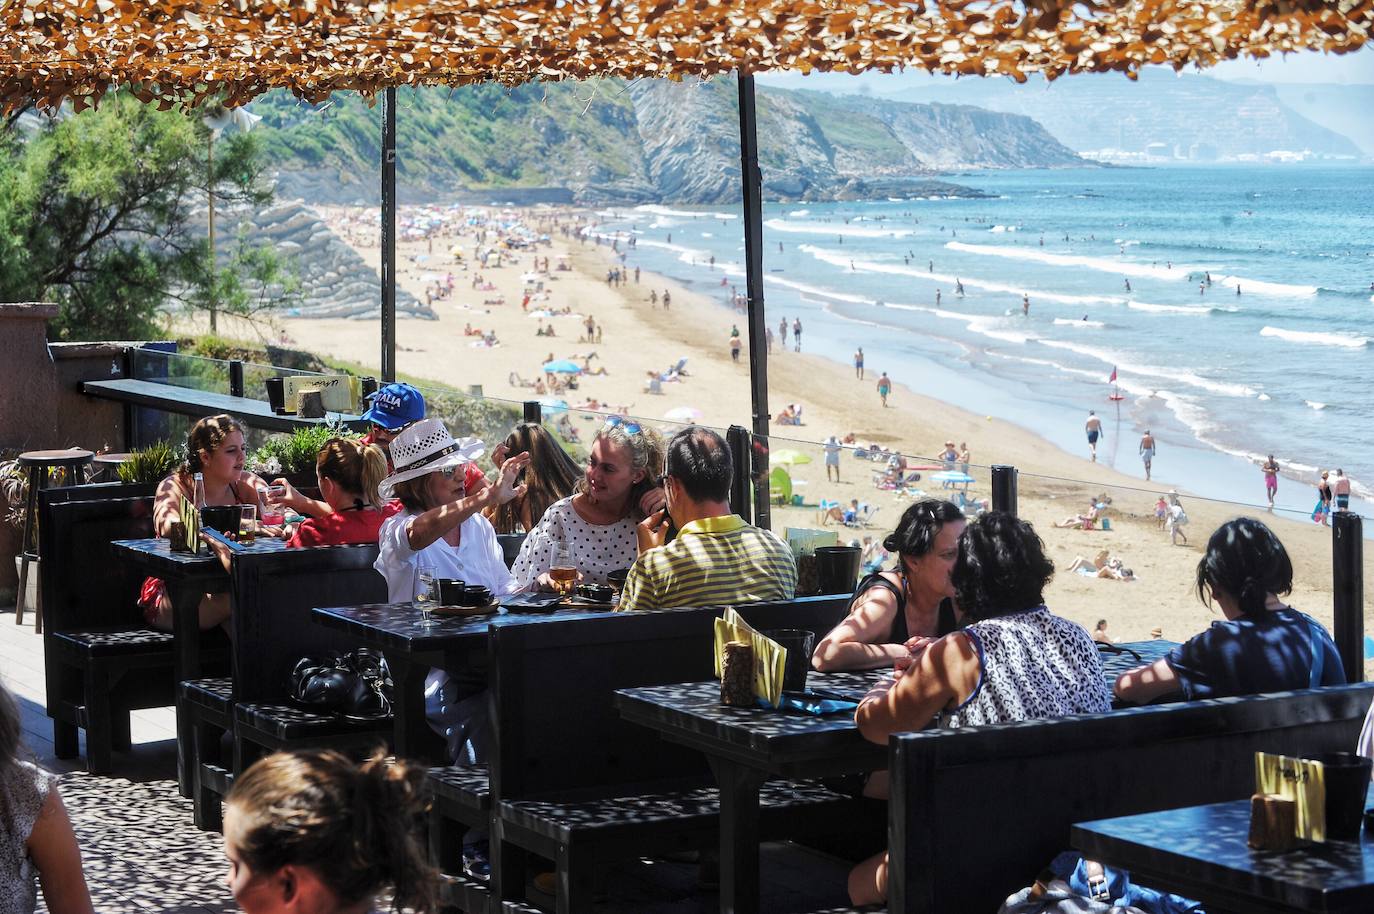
[604,415,643,435]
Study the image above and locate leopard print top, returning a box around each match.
[945,606,1111,729]
[0,760,56,914]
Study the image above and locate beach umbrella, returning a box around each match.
[931,471,976,485]
[537,398,569,415]
[542,359,582,374]
[769,449,812,466]
[663,406,703,423]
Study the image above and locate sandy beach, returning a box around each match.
[194,201,1372,658]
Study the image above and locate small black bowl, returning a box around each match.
[436,578,465,606]
[461,585,492,607]
[200,505,241,534]
[576,583,615,603]
[606,569,630,592]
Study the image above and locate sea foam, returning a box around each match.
[1259,326,1370,349]
[766,218,912,239]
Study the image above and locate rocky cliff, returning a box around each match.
[254,79,1084,206]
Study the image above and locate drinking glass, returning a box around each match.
[261,487,286,526]
[238,504,257,545]
[415,563,437,628]
[549,542,576,596]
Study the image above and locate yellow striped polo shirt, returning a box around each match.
[617,514,798,612]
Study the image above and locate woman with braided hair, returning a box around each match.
[223,750,437,914]
[1115,517,1345,703]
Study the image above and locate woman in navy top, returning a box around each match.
[1115,517,1344,702]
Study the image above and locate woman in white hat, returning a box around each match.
[373,418,530,605]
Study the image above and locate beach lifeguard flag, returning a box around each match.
[1108,367,1118,383]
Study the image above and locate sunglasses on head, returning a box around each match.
[604,415,643,435]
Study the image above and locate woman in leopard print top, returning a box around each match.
[848,512,1109,906]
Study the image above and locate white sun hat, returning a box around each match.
[377,418,484,501]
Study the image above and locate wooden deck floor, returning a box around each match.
[2,603,858,914]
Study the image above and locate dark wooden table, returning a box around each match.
[311,603,606,761]
[111,537,288,681]
[614,640,1175,914]
[616,670,887,914]
[1073,782,1374,913]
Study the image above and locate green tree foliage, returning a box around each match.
[0,93,296,341]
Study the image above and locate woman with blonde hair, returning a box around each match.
[146,414,271,630]
[0,680,95,914]
[223,750,436,914]
[510,416,666,591]
[286,438,391,547]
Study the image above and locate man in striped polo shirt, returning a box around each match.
[619,427,797,612]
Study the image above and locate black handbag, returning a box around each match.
[289,649,393,719]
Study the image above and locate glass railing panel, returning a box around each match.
[131,348,232,393]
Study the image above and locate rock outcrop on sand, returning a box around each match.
[237,199,432,320]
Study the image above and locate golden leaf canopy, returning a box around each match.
[0,0,1370,114]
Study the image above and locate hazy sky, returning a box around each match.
[759,47,1374,91]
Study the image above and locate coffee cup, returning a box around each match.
[436,579,465,606]
[462,585,492,607]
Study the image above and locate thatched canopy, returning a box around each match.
[1,1,1370,114]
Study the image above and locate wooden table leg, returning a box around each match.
[170,580,204,797]
[708,756,767,914]
[386,653,433,760]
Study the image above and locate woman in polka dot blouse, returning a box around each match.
[512,417,666,589]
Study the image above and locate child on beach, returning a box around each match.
[1154,495,1168,529]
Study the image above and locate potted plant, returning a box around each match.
[118,441,181,485]
[249,423,356,488]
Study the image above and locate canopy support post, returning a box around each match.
[737,72,770,531]
[381,88,397,383]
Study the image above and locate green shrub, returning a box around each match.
[118,441,180,484]
[249,422,357,476]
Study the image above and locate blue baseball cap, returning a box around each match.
[361,382,425,430]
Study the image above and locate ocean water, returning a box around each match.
[592,166,1374,518]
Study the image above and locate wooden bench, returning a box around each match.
[477,596,856,913]
[38,493,230,773]
[885,683,1374,914]
[179,544,390,830]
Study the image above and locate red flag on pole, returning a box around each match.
[1108,367,1118,383]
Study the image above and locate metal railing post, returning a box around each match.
[1332,511,1364,683]
[727,425,752,525]
[523,401,543,424]
[991,465,1018,516]
[228,359,245,399]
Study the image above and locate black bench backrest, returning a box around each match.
[229,546,388,703]
[39,495,155,632]
[730,594,849,639]
[40,481,161,506]
[490,608,720,799]
[889,682,1374,914]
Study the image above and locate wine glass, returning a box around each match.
[415,560,437,628]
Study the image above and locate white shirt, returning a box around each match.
[375,508,516,604]
[510,495,637,590]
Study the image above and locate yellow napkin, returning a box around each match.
[713,608,787,708]
[180,494,201,554]
[1256,751,1326,841]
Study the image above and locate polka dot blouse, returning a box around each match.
[511,495,638,590]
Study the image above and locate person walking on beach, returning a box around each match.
[854,347,865,380]
[1166,492,1189,546]
[793,318,803,352]
[1085,411,1103,462]
[876,372,892,408]
[729,333,742,363]
[823,435,842,483]
[1138,430,1156,481]
[1261,455,1280,507]
[1333,469,1351,512]
[662,291,671,310]
[650,290,658,308]
[779,317,789,349]
[1313,472,1333,526]
[766,326,775,354]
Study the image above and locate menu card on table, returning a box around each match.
[713,608,786,708]
[1255,751,1326,841]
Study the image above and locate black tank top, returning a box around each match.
[849,571,957,643]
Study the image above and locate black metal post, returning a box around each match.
[123,346,139,451]
[727,425,752,525]
[228,360,244,399]
[1332,511,1364,683]
[523,401,543,424]
[380,87,398,383]
[991,465,1018,516]
[737,72,770,531]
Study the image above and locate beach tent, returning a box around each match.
[536,398,569,416]
[770,449,812,467]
